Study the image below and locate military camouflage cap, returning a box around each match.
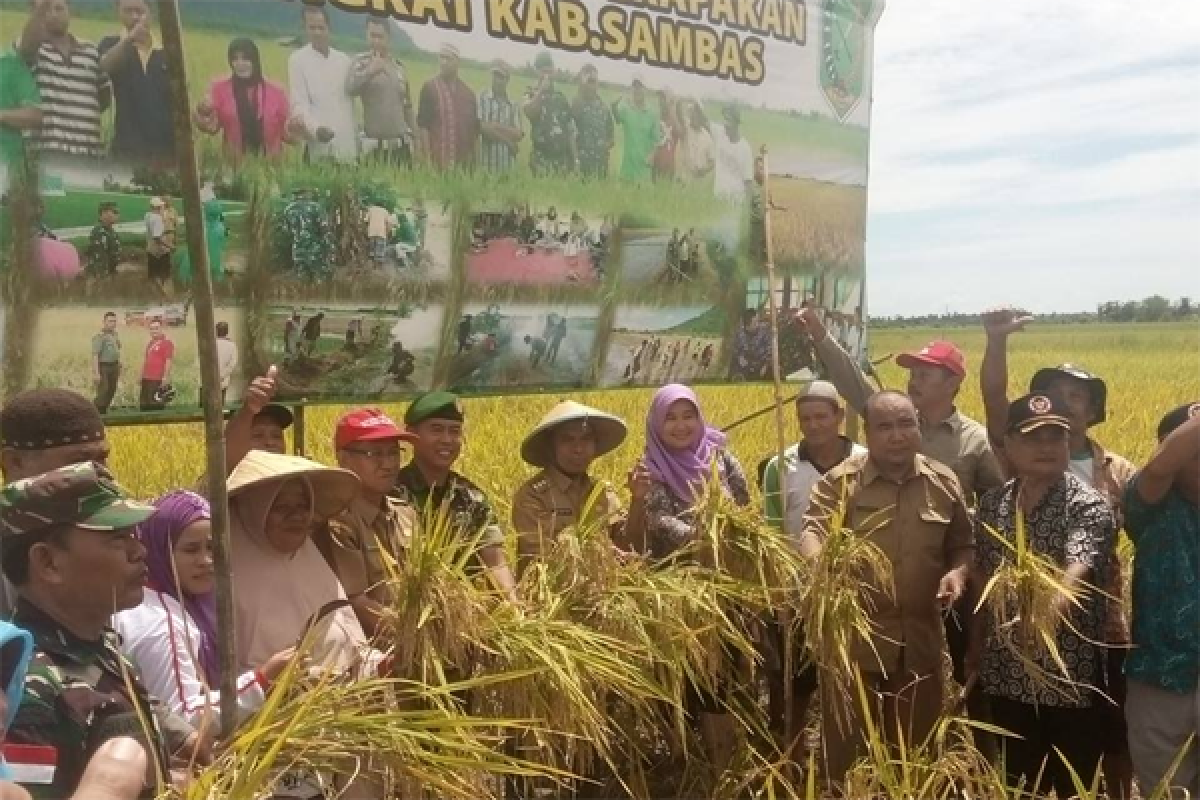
[0,462,157,538]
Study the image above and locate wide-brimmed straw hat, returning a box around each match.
[227,450,359,519]
[520,401,626,469]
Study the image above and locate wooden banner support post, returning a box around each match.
[759,147,800,770]
[156,0,238,737]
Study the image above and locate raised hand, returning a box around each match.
[981,307,1034,337]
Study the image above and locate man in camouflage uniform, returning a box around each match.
[0,463,200,799]
[86,203,121,278]
[571,64,614,180]
[523,52,576,177]
[316,408,419,637]
[393,392,517,601]
[510,401,640,576]
[281,189,334,282]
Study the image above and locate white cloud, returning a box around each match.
[865,0,1200,315]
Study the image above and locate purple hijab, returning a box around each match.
[139,491,220,685]
[643,384,727,504]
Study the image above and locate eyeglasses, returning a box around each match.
[340,445,404,460]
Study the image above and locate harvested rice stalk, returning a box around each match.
[974,511,1102,703]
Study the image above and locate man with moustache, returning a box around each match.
[0,463,201,799]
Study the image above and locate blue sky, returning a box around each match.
[864,0,1200,316]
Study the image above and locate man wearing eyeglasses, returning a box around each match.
[315,408,418,638]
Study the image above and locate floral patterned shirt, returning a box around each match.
[643,448,750,560]
[976,474,1115,707]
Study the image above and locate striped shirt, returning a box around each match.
[477,88,519,172]
[29,37,109,157]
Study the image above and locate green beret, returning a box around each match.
[404,391,464,426]
[1,462,156,539]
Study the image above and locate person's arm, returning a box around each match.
[98,25,145,75]
[642,482,697,556]
[223,368,278,474]
[286,53,316,140]
[762,455,784,529]
[0,106,42,132]
[937,487,975,608]
[1054,497,1116,617]
[797,306,874,415]
[722,449,751,507]
[344,54,372,96]
[980,309,1032,447]
[510,486,544,577]
[415,82,435,163]
[1131,414,1200,509]
[479,543,517,603]
[797,472,842,559]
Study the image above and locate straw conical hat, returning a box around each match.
[520,401,627,469]
[227,450,360,519]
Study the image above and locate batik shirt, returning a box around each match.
[393,462,506,562]
[976,474,1115,707]
[643,448,750,560]
[6,599,193,799]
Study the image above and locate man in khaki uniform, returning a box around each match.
[511,401,636,575]
[799,391,974,787]
[316,408,418,638]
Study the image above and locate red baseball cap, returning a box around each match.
[334,408,417,450]
[895,341,966,377]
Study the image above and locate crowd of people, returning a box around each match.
[0,1,760,207]
[0,303,1196,800]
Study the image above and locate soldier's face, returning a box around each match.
[1,441,111,482]
[1006,425,1070,481]
[552,423,596,477]
[39,527,147,614]
[797,399,843,448]
[172,520,215,596]
[412,419,462,472]
[263,481,314,555]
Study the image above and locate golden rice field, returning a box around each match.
[109,321,1200,508]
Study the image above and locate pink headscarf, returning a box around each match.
[642,384,726,504]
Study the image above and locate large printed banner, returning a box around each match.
[0,0,881,418]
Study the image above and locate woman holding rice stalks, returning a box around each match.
[635,383,751,774]
[511,400,644,575]
[967,392,1116,798]
[797,390,974,790]
[114,491,295,732]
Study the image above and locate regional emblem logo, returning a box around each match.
[820,0,878,122]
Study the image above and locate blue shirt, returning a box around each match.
[1124,474,1200,693]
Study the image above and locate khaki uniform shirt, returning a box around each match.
[317,495,416,605]
[801,451,975,677]
[814,334,1005,504]
[511,467,623,571]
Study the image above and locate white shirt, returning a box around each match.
[682,127,714,179]
[288,44,358,162]
[216,337,238,390]
[366,206,391,239]
[114,588,266,730]
[713,127,754,202]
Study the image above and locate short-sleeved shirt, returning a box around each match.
[393,462,505,558]
[615,101,658,182]
[6,599,192,799]
[919,410,1007,505]
[141,337,174,381]
[417,75,477,169]
[800,451,975,676]
[762,438,866,536]
[0,48,40,168]
[1123,475,1200,694]
[975,475,1114,707]
[476,87,519,172]
[28,38,109,157]
[573,94,614,177]
[144,211,167,256]
[86,223,121,274]
[318,495,417,605]
[511,466,623,571]
[97,37,174,160]
[91,330,121,364]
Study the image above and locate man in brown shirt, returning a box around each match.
[316,408,418,638]
[799,391,975,785]
[511,401,639,575]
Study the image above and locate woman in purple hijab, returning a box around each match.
[640,383,750,559]
[114,490,294,730]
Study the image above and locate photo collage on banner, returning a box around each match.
[0,0,883,415]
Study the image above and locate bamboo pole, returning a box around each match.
[156,0,238,736]
[758,147,799,765]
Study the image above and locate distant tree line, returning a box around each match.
[871,296,1196,329]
